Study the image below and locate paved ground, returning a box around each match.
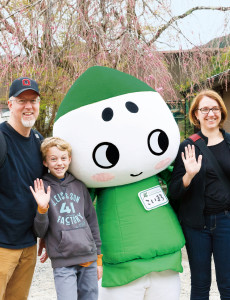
[28,247,219,299]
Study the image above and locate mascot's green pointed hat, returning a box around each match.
[55,66,156,122]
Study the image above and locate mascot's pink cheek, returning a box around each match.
[92,173,115,182]
[154,158,171,170]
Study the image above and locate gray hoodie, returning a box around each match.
[34,172,101,268]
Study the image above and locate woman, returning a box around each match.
[169,90,230,300]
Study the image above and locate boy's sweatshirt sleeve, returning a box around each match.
[33,211,49,238]
[82,184,102,255]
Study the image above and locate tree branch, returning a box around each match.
[146,5,230,44]
[0,0,43,22]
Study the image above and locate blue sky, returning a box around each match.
[156,0,230,50]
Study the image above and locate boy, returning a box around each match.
[30,137,102,300]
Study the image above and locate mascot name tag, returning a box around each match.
[138,185,168,211]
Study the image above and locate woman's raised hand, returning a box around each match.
[181,144,202,187]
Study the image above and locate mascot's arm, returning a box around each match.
[169,141,193,197]
[168,140,194,212]
[158,165,173,187]
[158,165,173,198]
[88,188,97,202]
[158,165,180,212]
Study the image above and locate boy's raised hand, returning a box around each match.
[30,178,50,209]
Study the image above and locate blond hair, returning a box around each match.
[41,137,72,161]
[189,90,227,128]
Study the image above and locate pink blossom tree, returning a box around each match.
[0,0,230,135]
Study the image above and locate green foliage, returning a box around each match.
[178,118,194,141]
[204,35,230,49]
[35,66,72,137]
[210,48,230,76]
[174,47,230,97]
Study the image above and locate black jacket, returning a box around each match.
[0,122,44,249]
[169,130,230,229]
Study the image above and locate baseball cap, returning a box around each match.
[9,77,40,98]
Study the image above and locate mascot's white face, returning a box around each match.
[54,91,180,188]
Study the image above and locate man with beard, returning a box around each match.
[0,78,44,300]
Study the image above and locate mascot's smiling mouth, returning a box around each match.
[130,172,143,177]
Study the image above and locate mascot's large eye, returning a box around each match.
[148,129,169,156]
[93,142,120,169]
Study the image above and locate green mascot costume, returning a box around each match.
[53,66,185,300]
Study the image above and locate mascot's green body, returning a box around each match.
[53,66,185,299]
[93,175,184,287]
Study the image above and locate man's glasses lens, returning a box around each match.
[15,99,39,104]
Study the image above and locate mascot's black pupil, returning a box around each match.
[158,131,169,152]
[106,144,119,165]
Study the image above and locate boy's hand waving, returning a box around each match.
[30,178,50,209]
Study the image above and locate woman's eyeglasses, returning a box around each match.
[197,107,221,114]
